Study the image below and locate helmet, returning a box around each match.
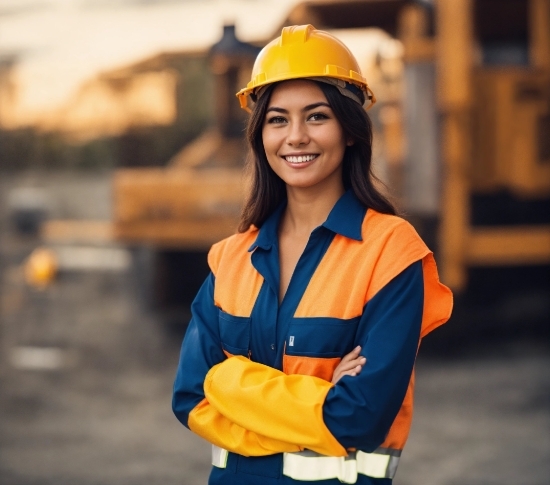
[236,24,376,111]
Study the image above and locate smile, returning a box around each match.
[283,154,318,164]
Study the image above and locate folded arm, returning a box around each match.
[204,262,424,454]
[172,273,301,456]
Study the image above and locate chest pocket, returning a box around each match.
[218,310,251,358]
[283,317,359,382]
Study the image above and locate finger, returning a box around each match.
[337,357,365,372]
[348,364,364,376]
[337,362,365,380]
[344,346,361,360]
[336,363,357,373]
[333,364,366,383]
[336,356,363,371]
[341,346,361,363]
[340,368,360,378]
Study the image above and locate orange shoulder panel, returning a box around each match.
[208,228,265,317]
[295,211,428,319]
[295,210,452,337]
[420,254,453,337]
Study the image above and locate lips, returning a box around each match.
[283,154,318,164]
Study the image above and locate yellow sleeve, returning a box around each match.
[204,356,347,457]
[188,398,302,457]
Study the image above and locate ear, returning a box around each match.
[346,137,355,146]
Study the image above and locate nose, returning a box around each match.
[286,120,309,147]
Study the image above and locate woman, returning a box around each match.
[173,25,453,485]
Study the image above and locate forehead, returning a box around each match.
[268,79,328,106]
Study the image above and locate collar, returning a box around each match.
[248,190,366,252]
[248,203,285,252]
[322,189,365,241]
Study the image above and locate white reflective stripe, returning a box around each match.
[283,453,357,484]
[283,448,400,482]
[211,445,228,468]
[356,450,391,478]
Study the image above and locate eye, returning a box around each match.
[266,115,287,124]
[308,112,330,122]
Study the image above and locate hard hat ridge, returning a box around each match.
[279,23,314,45]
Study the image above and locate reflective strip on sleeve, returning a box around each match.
[283,448,401,483]
[212,445,228,468]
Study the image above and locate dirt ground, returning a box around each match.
[0,171,549,485]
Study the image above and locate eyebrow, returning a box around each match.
[266,102,331,114]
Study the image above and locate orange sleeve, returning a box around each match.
[204,356,347,457]
[188,398,302,457]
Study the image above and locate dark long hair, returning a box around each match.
[238,80,396,232]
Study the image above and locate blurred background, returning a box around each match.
[0,0,548,484]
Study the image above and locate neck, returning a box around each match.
[281,183,345,236]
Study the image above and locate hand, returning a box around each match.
[331,346,366,384]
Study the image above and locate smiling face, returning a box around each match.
[261,80,350,195]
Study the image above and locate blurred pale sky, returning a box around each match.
[0,0,301,121]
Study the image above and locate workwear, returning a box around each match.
[173,190,453,484]
[236,25,376,111]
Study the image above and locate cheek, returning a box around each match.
[316,124,347,154]
[260,134,278,172]
[261,130,282,161]
[261,128,272,153]
[326,134,347,157]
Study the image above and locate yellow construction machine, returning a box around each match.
[113,1,550,333]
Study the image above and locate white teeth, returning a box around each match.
[285,155,316,163]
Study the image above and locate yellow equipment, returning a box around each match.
[24,247,58,289]
[236,24,376,111]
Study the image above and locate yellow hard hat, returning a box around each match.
[236,24,376,111]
